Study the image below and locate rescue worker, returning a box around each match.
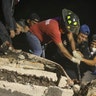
[26,8,82,64]
[74,24,91,82]
[51,24,91,82]
[16,13,40,33]
[81,34,96,85]
[76,24,91,59]
[16,13,40,53]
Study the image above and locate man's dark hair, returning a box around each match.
[29,13,40,21]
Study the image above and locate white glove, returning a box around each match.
[71,57,80,65]
[73,50,83,60]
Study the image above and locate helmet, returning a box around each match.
[80,24,90,36]
[62,8,80,34]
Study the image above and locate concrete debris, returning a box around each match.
[44,86,74,96]
[18,54,25,59]
[0,50,95,96]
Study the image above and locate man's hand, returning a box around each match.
[10,30,16,38]
[23,26,30,32]
[71,57,81,65]
[73,50,83,60]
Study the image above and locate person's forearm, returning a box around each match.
[59,45,80,64]
[70,38,76,51]
[82,58,96,66]
[67,33,76,51]
[61,47,72,59]
[57,42,80,64]
[57,42,72,60]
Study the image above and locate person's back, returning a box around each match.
[30,19,62,44]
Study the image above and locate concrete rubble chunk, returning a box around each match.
[44,86,74,96]
[0,50,95,96]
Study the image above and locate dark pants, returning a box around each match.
[2,0,17,30]
[0,21,12,44]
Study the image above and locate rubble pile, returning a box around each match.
[0,50,95,96]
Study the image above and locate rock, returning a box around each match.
[78,79,96,96]
[72,84,80,95]
[18,54,25,59]
[44,86,73,96]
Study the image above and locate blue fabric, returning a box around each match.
[26,32,44,57]
[92,71,96,75]
[80,24,90,35]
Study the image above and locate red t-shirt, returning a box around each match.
[29,19,62,44]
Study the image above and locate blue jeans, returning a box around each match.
[26,32,45,57]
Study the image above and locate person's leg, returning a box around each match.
[0,21,12,44]
[26,32,42,56]
[2,0,14,30]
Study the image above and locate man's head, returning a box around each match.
[77,24,90,44]
[62,8,80,34]
[79,24,90,35]
[27,13,40,26]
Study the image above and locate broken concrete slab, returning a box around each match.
[1,50,95,96]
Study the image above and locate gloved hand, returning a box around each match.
[73,50,83,60]
[71,57,81,65]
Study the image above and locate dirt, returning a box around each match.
[0,69,56,87]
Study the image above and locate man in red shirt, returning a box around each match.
[26,8,82,64]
